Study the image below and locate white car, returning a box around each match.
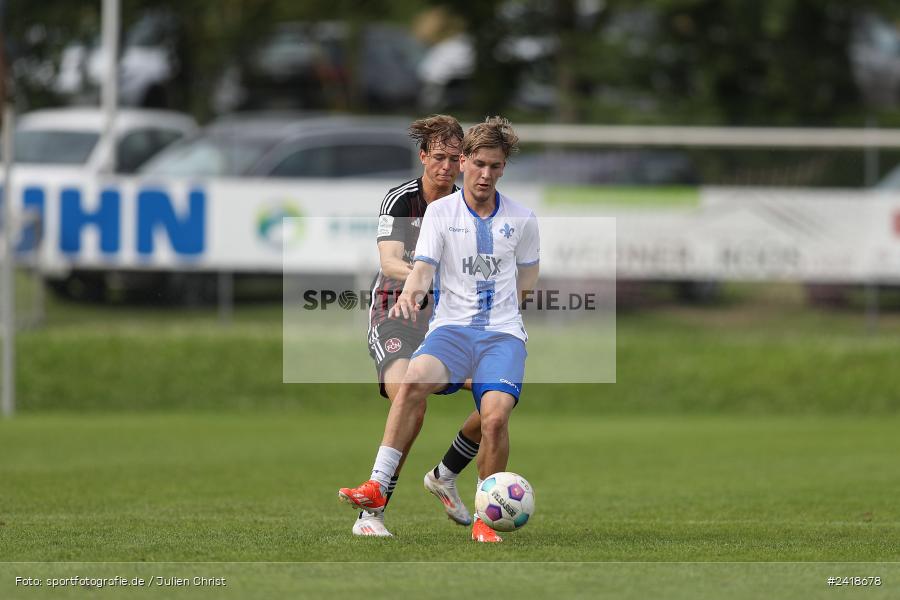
[12,107,197,174]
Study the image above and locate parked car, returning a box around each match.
[502,149,698,186]
[11,107,197,174]
[139,113,418,179]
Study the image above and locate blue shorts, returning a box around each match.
[411,325,526,411]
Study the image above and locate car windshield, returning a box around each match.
[139,135,274,176]
[12,129,99,165]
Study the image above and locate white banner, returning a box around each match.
[4,170,900,283]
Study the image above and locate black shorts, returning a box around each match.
[368,319,426,398]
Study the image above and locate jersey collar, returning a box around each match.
[461,189,501,220]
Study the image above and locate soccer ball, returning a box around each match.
[475,472,535,532]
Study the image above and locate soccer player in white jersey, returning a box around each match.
[340,117,540,543]
[357,115,483,537]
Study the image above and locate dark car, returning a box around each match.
[139,113,418,179]
[502,148,698,186]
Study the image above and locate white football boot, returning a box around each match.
[423,469,473,526]
[352,512,393,537]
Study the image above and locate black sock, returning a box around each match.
[384,474,399,506]
[437,431,480,475]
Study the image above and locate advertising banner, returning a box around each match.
[4,171,900,284]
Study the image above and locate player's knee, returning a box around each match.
[401,366,439,398]
[480,413,508,439]
[403,362,427,383]
[406,381,433,400]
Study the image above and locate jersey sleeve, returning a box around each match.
[413,204,444,267]
[515,212,540,267]
[376,194,411,243]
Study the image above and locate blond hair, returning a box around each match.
[408,114,464,153]
[462,116,519,159]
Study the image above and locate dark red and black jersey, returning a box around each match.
[368,178,457,331]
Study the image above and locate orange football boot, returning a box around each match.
[471,518,503,543]
[338,480,387,514]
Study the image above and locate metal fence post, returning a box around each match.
[864,117,880,333]
[1,103,15,417]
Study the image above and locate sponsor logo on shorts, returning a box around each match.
[385,338,402,353]
[500,378,520,392]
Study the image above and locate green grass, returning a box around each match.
[545,185,701,207]
[3,284,900,597]
[4,563,897,600]
[1,413,899,598]
[9,283,900,413]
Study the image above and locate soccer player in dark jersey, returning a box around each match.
[352,115,482,537]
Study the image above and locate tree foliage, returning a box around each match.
[5,0,900,125]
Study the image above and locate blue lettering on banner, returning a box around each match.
[60,187,121,254]
[42,185,206,257]
[136,188,205,255]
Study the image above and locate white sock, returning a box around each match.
[436,461,458,481]
[371,446,402,491]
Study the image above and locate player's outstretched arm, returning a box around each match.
[377,240,414,281]
[390,260,436,322]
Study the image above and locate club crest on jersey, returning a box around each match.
[462,254,501,279]
[500,223,515,238]
[385,338,402,353]
[411,218,422,228]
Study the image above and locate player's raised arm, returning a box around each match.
[391,259,436,322]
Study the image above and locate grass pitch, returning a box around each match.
[2,412,899,598]
[3,282,900,597]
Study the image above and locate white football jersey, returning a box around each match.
[413,189,540,342]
